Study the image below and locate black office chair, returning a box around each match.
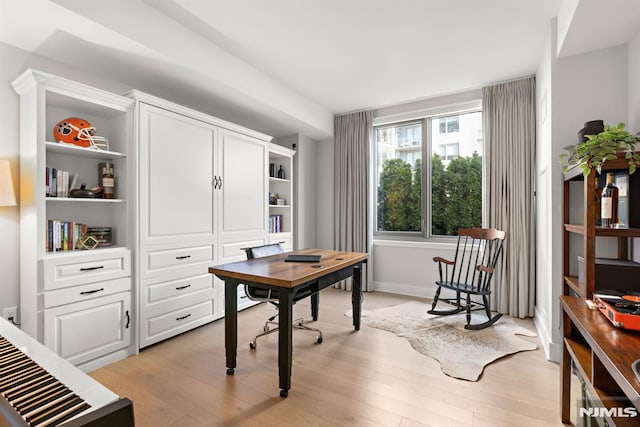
[242,243,323,349]
[428,228,506,330]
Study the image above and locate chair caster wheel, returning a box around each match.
[226,368,234,375]
[249,342,256,350]
[263,325,269,332]
[316,337,323,344]
[280,390,288,398]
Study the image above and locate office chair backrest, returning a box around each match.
[244,243,284,260]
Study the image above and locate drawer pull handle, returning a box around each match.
[125,310,130,329]
[176,284,191,290]
[80,288,104,295]
[176,314,191,321]
[175,255,191,260]
[80,265,104,272]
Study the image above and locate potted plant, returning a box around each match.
[560,122,640,176]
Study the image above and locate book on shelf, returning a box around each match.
[268,214,283,233]
[46,167,77,198]
[46,221,112,252]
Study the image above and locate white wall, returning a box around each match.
[274,134,319,249]
[534,20,555,361]
[535,19,630,361]
[316,138,334,250]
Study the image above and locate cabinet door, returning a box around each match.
[218,129,267,241]
[43,291,131,366]
[139,103,215,246]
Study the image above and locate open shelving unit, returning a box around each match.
[562,155,640,299]
[267,143,295,250]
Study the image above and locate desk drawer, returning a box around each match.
[42,277,131,308]
[42,248,131,290]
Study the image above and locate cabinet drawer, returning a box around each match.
[146,245,213,271]
[142,300,214,347]
[43,291,131,366]
[145,274,212,305]
[42,277,131,309]
[42,248,131,290]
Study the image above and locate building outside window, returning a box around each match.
[375,109,483,237]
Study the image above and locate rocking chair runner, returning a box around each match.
[428,228,506,330]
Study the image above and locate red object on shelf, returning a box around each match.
[594,290,640,331]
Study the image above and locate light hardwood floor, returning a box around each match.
[90,290,564,427]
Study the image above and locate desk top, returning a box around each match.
[209,249,368,288]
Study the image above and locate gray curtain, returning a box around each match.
[334,110,372,291]
[483,77,536,318]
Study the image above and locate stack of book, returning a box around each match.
[46,221,86,252]
[46,167,78,198]
[268,215,283,233]
[85,227,113,247]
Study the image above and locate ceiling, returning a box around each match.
[0,0,637,139]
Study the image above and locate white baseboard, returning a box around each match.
[534,305,561,363]
[78,347,136,373]
[373,281,434,299]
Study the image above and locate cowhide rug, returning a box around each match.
[347,301,537,381]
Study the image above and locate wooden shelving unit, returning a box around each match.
[562,154,640,299]
[561,296,640,426]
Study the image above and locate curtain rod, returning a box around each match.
[335,108,372,117]
[486,74,535,87]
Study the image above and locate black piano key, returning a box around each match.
[26,394,87,426]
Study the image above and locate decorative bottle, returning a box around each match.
[277,165,285,179]
[600,173,618,228]
[100,162,115,199]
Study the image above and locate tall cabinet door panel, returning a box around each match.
[218,129,267,242]
[139,103,215,246]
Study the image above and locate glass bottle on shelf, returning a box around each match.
[100,162,115,199]
[277,165,285,179]
[601,172,618,228]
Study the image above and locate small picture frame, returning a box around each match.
[79,235,100,250]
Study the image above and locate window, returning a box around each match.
[438,142,459,161]
[375,109,483,237]
[438,116,459,133]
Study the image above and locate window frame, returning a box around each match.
[373,102,484,241]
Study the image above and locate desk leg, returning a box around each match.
[352,265,362,331]
[278,290,294,397]
[225,280,238,375]
[311,293,319,321]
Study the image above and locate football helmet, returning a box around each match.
[53,117,109,150]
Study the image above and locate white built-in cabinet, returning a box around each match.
[12,69,292,364]
[13,69,135,371]
[128,92,271,347]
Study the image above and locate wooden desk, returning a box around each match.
[209,249,368,397]
[560,296,640,425]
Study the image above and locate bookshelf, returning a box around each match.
[562,154,640,299]
[268,143,296,250]
[13,69,135,370]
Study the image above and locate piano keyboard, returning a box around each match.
[0,318,134,427]
[1,335,91,426]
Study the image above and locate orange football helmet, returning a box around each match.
[53,117,109,150]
